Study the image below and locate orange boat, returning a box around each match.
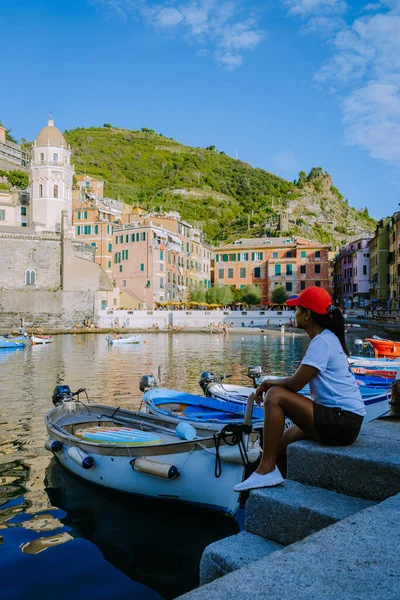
[366,337,400,358]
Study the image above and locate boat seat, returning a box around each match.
[75,426,162,445]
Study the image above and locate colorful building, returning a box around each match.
[0,188,30,228]
[332,238,372,308]
[388,212,400,309]
[116,210,212,308]
[71,188,131,281]
[213,237,330,304]
[112,222,183,308]
[369,217,390,305]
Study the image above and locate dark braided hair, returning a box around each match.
[309,305,349,356]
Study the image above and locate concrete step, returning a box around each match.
[287,419,400,501]
[200,531,282,586]
[245,479,374,545]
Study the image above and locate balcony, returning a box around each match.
[32,160,68,167]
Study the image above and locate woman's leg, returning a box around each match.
[257,386,318,475]
[276,424,310,477]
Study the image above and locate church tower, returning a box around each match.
[30,117,74,233]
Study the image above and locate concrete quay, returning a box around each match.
[177,418,400,600]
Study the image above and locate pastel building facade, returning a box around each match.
[72,192,122,279]
[214,237,329,304]
[388,212,400,309]
[369,217,390,305]
[112,222,182,308]
[115,210,212,308]
[334,238,371,308]
[0,188,30,228]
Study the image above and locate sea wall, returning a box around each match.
[96,309,296,329]
[0,289,99,328]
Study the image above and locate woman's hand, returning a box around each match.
[255,380,274,406]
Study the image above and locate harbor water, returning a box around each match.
[0,330,369,599]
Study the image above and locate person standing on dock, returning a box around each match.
[234,286,366,492]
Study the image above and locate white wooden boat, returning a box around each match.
[31,334,53,344]
[44,385,260,515]
[106,335,142,345]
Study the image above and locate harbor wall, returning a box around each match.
[0,289,100,328]
[96,309,296,329]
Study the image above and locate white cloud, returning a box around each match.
[343,81,400,162]
[92,0,265,69]
[154,7,184,27]
[282,0,347,16]
[217,52,243,70]
[284,0,400,164]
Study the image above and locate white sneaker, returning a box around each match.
[233,467,284,492]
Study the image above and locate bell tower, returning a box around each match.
[30,116,74,233]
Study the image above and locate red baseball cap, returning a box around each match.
[286,286,332,315]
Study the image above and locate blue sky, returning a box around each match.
[1,0,400,219]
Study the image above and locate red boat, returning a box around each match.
[351,366,397,379]
[366,337,400,358]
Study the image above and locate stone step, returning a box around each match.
[177,493,400,600]
[200,531,282,586]
[245,479,374,545]
[287,419,400,501]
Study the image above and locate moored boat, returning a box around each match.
[106,335,142,345]
[201,371,390,426]
[45,385,259,515]
[31,334,53,345]
[0,336,27,350]
[142,387,265,426]
[365,337,400,358]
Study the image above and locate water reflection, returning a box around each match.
[45,458,239,599]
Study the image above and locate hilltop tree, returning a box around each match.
[296,171,307,188]
[307,167,324,180]
[272,285,288,305]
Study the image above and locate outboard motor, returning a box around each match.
[52,385,73,406]
[247,365,263,388]
[354,339,364,354]
[139,375,158,392]
[199,371,216,395]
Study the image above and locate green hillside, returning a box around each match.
[64,125,376,244]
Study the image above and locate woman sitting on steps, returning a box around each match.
[234,286,366,492]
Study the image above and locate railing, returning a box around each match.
[32,161,67,167]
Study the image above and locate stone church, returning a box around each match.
[0,118,112,328]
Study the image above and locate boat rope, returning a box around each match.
[213,423,252,478]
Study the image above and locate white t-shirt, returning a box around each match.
[301,329,366,416]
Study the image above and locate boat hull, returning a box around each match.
[0,337,26,349]
[51,444,242,515]
[107,335,142,345]
[366,338,400,358]
[31,335,52,344]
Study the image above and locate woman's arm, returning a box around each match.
[254,364,319,405]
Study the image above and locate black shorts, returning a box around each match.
[313,402,364,446]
